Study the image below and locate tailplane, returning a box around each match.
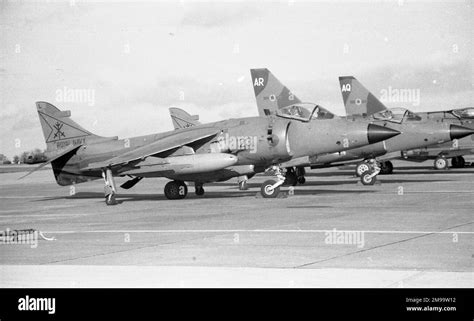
[250,68,302,116]
[339,76,387,116]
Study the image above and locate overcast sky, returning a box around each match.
[0,0,472,159]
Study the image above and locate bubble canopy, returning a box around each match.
[452,108,474,119]
[276,103,335,121]
[372,107,421,123]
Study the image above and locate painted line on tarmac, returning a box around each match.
[41,229,474,235]
[0,213,92,218]
[0,196,53,199]
[294,221,473,269]
[400,191,474,193]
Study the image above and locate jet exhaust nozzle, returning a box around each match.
[449,124,474,140]
[367,124,401,144]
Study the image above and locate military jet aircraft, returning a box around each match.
[169,107,254,190]
[22,101,399,204]
[250,69,474,185]
[339,77,474,172]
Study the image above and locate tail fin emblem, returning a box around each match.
[53,122,66,139]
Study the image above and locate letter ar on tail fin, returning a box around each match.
[169,107,201,129]
[338,76,387,117]
[250,68,302,116]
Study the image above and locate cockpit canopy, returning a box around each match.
[372,107,422,123]
[276,103,335,121]
[452,108,474,119]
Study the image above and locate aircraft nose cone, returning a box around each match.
[450,124,474,140]
[367,124,401,144]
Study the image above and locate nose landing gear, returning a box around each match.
[359,160,381,186]
[260,165,286,198]
[434,156,448,170]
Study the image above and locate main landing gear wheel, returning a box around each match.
[379,161,394,175]
[360,170,377,185]
[355,161,370,177]
[195,184,205,196]
[296,167,306,184]
[164,180,188,200]
[434,156,448,170]
[284,168,298,186]
[260,179,280,198]
[451,156,466,168]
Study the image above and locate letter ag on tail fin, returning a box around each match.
[338,76,387,117]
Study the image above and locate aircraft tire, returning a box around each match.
[379,161,394,175]
[360,171,377,185]
[284,172,297,186]
[105,194,118,205]
[165,181,187,200]
[356,162,370,177]
[239,180,248,190]
[297,176,306,184]
[451,156,465,168]
[195,185,205,196]
[260,180,280,198]
[434,156,448,170]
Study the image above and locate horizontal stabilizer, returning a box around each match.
[18,144,82,179]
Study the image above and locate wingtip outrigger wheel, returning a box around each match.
[105,193,118,205]
[102,168,118,205]
[238,175,249,190]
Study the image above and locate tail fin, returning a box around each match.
[250,68,302,116]
[36,101,103,152]
[339,76,387,116]
[169,107,201,129]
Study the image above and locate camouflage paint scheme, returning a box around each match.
[338,77,474,167]
[27,101,398,189]
[249,69,473,168]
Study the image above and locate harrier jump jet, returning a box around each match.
[22,99,399,204]
[250,69,473,185]
[339,76,474,172]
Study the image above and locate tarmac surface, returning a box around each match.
[0,160,473,288]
